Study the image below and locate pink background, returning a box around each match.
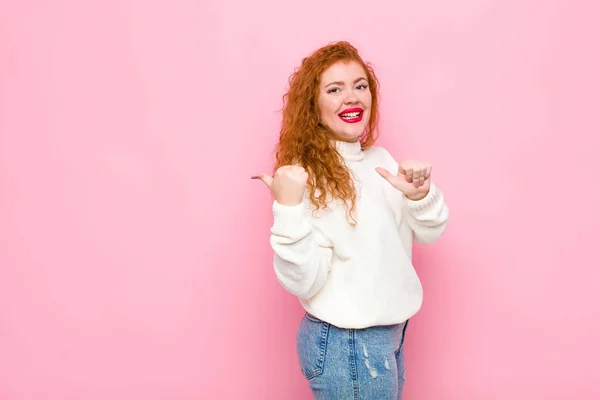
[1,0,599,399]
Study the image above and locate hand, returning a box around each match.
[251,165,308,206]
[376,160,432,201]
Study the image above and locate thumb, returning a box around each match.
[251,173,274,189]
[375,167,395,182]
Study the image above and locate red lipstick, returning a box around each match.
[338,107,364,123]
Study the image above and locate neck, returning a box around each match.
[334,140,364,161]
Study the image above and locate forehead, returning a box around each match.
[320,60,367,85]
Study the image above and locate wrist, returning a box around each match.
[276,195,304,207]
[405,191,428,201]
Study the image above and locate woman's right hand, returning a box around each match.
[251,165,308,206]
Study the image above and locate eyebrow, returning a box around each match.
[324,77,368,88]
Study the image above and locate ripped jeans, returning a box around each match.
[296,313,409,400]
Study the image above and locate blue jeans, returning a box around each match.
[296,313,409,400]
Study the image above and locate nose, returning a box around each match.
[344,91,359,105]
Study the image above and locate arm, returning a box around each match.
[403,182,449,244]
[374,146,449,244]
[269,201,333,299]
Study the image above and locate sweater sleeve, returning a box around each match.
[403,182,449,244]
[375,146,449,244]
[269,201,333,300]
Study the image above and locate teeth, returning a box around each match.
[340,112,360,118]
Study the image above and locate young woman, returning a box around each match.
[252,41,449,400]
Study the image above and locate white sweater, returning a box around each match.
[269,140,449,329]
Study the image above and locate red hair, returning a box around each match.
[273,41,380,224]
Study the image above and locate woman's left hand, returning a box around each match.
[376,160,431,201]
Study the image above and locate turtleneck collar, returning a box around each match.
[334,140,364,162]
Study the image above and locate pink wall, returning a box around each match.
[1,0,599,399]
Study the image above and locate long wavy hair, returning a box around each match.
[273,41,380,225]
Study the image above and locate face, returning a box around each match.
[317,60,372,142]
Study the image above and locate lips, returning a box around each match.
[338,107,364,123]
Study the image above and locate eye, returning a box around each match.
[356,83,368,90]
[327,87,341,94]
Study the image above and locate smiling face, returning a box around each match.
[317,60,372,142]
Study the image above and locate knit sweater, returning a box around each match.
[269,140,449,329]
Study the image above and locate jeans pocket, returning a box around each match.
[296,313,330,380]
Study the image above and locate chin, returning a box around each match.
[328,120,369,142]
[336,132,363,142]
[342,126,368,140]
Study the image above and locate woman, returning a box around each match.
[252,41,449,399]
